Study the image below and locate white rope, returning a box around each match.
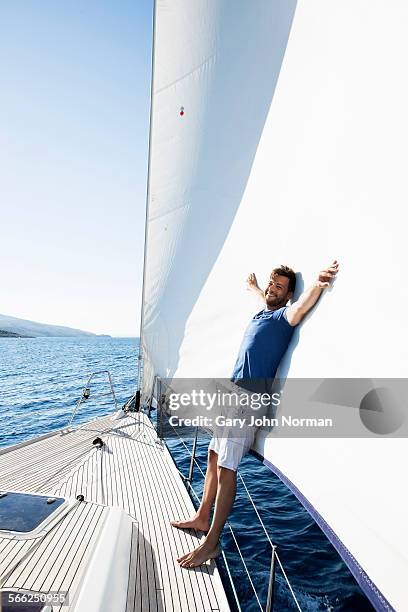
[274,553,302,611]
[237,472,273,546]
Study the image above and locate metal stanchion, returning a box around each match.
[158,378,164,440]
[188,427,198,484]
[265,545,277,612]
[148,375,157,418]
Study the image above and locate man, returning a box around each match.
[171,260,339,568]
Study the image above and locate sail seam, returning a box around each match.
[154,54,216,95]
[148,201,189,223]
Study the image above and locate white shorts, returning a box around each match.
[209,426,256,471]
[208,380,269,472]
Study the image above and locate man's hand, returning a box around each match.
[286,260,340,326]
[315,260,339,289]
[246,272,259,291]
[246,272,266,302]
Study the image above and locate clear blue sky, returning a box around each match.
[0,0,153,336]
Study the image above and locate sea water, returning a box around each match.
[0,337,373,611]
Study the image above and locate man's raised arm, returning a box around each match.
[246,272,266,302]
[285,260,339,327]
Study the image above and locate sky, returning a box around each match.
[0,0,153,336]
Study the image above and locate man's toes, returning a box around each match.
[180,550,201,567]
[180,556,192,567]
[185,556,201,568]
[178,551,194,563]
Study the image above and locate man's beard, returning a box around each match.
[265,293,286,309]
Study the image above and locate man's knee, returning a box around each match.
[208,448,218,462]
[217,465,237,478]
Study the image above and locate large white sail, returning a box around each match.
[141,2,408,610]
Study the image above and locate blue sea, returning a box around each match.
[0,337,373,611]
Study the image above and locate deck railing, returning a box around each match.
[65,370,118,430]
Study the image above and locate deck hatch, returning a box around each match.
[0,491,65,533]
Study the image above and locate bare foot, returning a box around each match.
[170,514,210,532]
[177,541,220,568]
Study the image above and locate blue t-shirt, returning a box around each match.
[231,307,294,381]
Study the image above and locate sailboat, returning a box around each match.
[1,1,407,611]
[139,1,408,611]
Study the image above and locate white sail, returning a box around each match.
[141,2,408,610]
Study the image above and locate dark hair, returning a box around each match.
[270,265,296,294]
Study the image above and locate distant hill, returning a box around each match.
[0,314,106,338]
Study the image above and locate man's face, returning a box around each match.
[265,274,292,309]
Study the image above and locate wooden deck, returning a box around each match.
[0,412,230,611]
